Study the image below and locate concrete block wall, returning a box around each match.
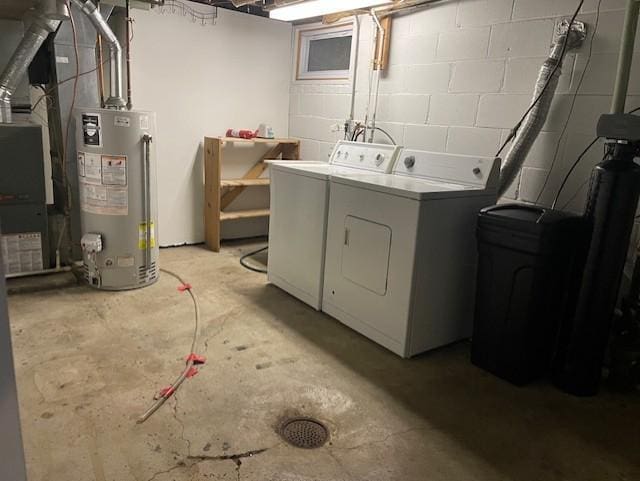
[289,0,640,212]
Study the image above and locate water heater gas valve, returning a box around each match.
[81,233,103,254]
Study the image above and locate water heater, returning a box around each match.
[76,108,159,290]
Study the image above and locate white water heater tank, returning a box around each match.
[75,108,159,290]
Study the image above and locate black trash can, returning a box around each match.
[471,204,587,385]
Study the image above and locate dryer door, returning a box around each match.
[341,216,391,296]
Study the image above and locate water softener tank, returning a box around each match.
[76,108,159,290]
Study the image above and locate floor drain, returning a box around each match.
[280,417,329,449]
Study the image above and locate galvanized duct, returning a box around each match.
[70,0,126,109]
[497,20,586,197]
[0,7,65,123]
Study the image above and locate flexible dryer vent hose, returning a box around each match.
[498,20,586,197]
[0,9,63,123]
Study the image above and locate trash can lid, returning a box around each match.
[479,204,575,225]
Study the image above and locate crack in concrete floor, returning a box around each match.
[145,447,270,481]
[152,391,274,481]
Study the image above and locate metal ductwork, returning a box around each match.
[70,0,126,109]
[0,5,66,123]
[497,20,586,197]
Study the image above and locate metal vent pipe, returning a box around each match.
[497,20,586,197]
[0,9,64,123]
[70,0,126,109]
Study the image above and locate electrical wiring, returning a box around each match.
[552,106,640,210]
[30,59,110,111]
[30,109,49,126]
[159,0,219,24]
[351,123,363,141]
[240,245,268,274]
[31,92,52,112]
[534,0,602,205]
[48,0,81,266]
[495,0,585,159]
[352,125,397,145]
[137,269,201,424]
[63,0,80,188]
[551,137,600,209]
[558,176,591,211]
[371,126,397,145]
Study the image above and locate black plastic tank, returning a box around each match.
[553,143,640,395]
[472,204,587,385]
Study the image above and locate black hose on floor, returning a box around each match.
[240,246,268,274]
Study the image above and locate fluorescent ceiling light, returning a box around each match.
[270,0,393,21]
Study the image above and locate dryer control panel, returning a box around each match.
[394,149,501,190]
[330,141,401,173]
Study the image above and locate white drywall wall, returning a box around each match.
[290,0,640,212]
[130,7,292,246]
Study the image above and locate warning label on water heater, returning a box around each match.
[78,152,129,215]
[101,156,127,185]
[138,222,156,249]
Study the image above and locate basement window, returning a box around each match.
[296,23,354,81]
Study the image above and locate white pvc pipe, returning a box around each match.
[611,0,640,114]
[5,266,72,280]
[348,15,361,124]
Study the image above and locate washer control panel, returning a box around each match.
[330,141,401,173]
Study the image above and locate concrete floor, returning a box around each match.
[7,243,640,481]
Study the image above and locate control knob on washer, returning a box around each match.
[375,153,385,166]
[404,155,416,169]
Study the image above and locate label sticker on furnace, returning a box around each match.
[101,155,127,186]
[1,232,43,275]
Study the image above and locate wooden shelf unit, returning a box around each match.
[204,136,300,252]
[219,208,271,221]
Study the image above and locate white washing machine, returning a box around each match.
[267,141,402,310]
[322,149,501,357]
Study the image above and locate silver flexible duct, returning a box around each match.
[0,11,63,123]
[70,0,126,109]
[498,20,586,197]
